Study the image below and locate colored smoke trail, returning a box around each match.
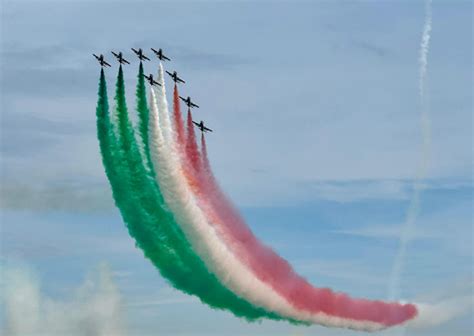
[172,84,186,151]
[99,65,192,286]
[153,68,417,331]
[201,133,210,171]
[96,68,117,190]
[97,66,279,321]
[148,64,282,321]
[95,62,440,331]
[189,123,419,330]
[135,62,153,172]
[388,0,433,301]
[185,108,202,172]
[151,66,312,326]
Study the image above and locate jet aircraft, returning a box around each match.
[143,74,161,87]
[111,51,130,65]
[166,71,185,84]
[131,48,151,61]
[193,120,213,133]
[179,96,199,108]
[151,48,171,61]
[93,54,111,67]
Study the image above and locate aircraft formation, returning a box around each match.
[94,48,213,134]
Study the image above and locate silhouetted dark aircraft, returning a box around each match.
[111,51,130,65]
[93,54,111,67]
[193,120,212,133]
[166,71,185,84]
[143,74,161,87]
[151,48,170,61]
[180,96,199,108]
[131,48,150,61]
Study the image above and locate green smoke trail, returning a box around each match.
[96,68,116,186]
[135,62,154,173]
[96,67,284,321]
[97,67,185,281]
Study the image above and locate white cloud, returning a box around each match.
[410,295,473,330]
[2,263,127,336]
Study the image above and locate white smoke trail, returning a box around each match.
[147,64,389,331]
[388,0,433,301]
[2,263,126,336]
[408,296,473,329]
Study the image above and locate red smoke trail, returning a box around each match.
[186,109,202,172]
[171,86,203,193]
[188,134,418,327]
[172,85,186,151]
[201,133,209,171]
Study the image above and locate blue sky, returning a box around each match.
[1,1,472,335]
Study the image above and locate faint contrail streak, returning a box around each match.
[389,0,433,301]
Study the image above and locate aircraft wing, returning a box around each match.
[203,126,213,132]
[177,78,185,84]
[191,103,199,108]
[163,55,170,61]
[124,59,130,64]
[111,51,118,57]
[93,54,100,60]
[104,61,111,67]
[143,55,151,61]
[131,48,138,54]
[192,121,200,127]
